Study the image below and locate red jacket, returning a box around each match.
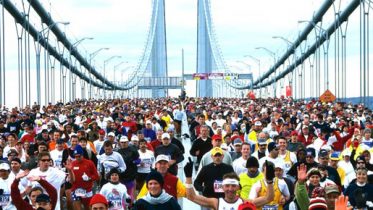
[332,127,355,151]
[11,178,57,210]
[150,140,162,150]
[122,121,137,139]
[71,158,99,192]
[163,173,178,198]
[297,133,315,146]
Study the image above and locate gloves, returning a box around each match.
[265,160,275,182]
[184,157,194,178]
[82,173,90,181]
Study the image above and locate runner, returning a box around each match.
[184,157,275,210]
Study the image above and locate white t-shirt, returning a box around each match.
[0,177,15,210]
[100,182,130,210]
[94,140,105,154]
[27,167,66,210]
[248,178,290,200]
[232,157,248,176]
[3,146,15,159]
[137,150,155,174]
[50,149,64,169]
[258,156,286,173]
[8,170,28,190]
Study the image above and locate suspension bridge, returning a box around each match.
[0,0,372,108]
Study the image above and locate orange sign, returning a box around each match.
[319,89,336,102]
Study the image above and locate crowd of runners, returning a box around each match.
[0,97,371,210]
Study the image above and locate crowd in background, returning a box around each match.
[0,97,371,209]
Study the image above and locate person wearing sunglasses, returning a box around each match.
[258,142,285,173]
[26,151,66,210]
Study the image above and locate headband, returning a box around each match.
[222,178,239,186]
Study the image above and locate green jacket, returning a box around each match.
[295,182,309,210]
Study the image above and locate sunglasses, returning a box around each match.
[40,159,51,162]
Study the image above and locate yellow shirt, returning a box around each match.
[258,178,283,210]
[337,167,346,185]
[239,172,264,199]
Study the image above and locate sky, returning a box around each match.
[3,0,368,107]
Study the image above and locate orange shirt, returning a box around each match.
[48,140,68,151]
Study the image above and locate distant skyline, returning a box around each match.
[2,0,369,107]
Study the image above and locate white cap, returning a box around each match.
[119,136,129,142]
[162,133,171,139]
[0,163,10,171]
[155,154,170,163]
[342,149,351,157]
[304,114,310,118]
[254,121,262,126]
[131,135,139,141]
[108,132,115,137]
[274,160,284,169]
[146,120,152,124]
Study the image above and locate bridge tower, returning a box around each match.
[196,0,215,97]
[149,0,168,98]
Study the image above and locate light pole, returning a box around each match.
[69,37,94,101]
[103,55,121,98]
[298,20,330,91]
[113,61,127,98]
[88,47,109,99]
[255,47,277,98]
[35,21,69,105]
[272,36,296,98]
[245,55,261,98]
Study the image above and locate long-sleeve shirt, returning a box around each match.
[294,182,309,210]
[190,137,212,163]
[194,162,234,198]
[155,144,184,175]
[71,158,99,192]
[332,127,354,151]
[11,178,57,210]
[97,151,126,178]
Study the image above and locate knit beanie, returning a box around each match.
[246,156,259,168]
[308,197,327,210]
[89,194,108,206]
[307,168,321,179]
[146,170,164,187]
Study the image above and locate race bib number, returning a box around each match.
[262,204,278,210]
[75,188,87,198]
[0,194,10,206]
[213,180,223,193]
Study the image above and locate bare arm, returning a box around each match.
[250,182,274,207]
[185,177,217,209]
[64,159,75,183]
[251,160,275,207]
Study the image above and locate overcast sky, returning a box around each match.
[3,0,365,106]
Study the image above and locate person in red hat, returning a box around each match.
[89,194,108,210]
[287,130,303,152]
